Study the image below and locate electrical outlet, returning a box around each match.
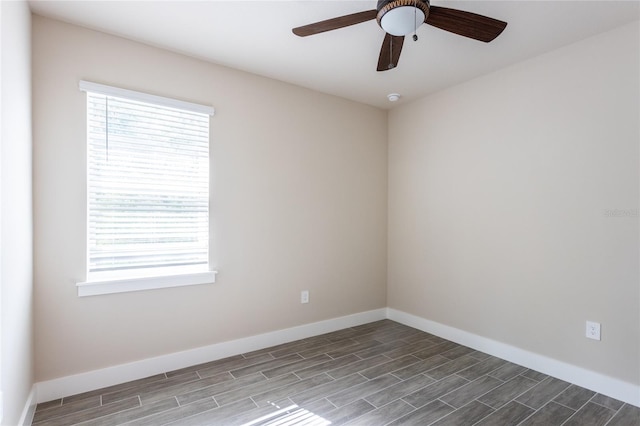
[586,321,601,341]
[301,290,309,304]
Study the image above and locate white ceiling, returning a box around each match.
[28,0,640,109]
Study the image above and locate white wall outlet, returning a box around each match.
[301,290,309,304]
[586,321,601,341]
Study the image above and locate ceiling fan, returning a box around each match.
[292,0,507,72]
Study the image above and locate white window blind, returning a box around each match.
[83,82,212,279]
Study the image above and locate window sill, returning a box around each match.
[76,270,218,297]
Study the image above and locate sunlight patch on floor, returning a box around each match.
[240,402,332,426]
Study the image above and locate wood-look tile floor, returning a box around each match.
[34,320,640,426]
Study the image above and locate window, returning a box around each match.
[77,81,216,296]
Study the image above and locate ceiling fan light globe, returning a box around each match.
[380,6,425,36]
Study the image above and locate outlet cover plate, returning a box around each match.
[586,321,601,341]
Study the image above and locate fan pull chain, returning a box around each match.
[389,35,393,69]
[413,0,419,41]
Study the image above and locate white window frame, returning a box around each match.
[76,81,217,297]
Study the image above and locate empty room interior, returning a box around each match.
[1,0,639,425]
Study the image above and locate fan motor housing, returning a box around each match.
[376,0,430,29]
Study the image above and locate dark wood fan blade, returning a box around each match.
[293,10,377,37]
[377,33,404,72]
[426,6,507,42]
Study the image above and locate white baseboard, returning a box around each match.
[35,308,387,403]
[387,308,640,408]
[18,386,37,426]
[34,307,639,409]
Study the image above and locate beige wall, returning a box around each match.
[1,1,34,424]
[388,21,639,385]
[32,16,388,382]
